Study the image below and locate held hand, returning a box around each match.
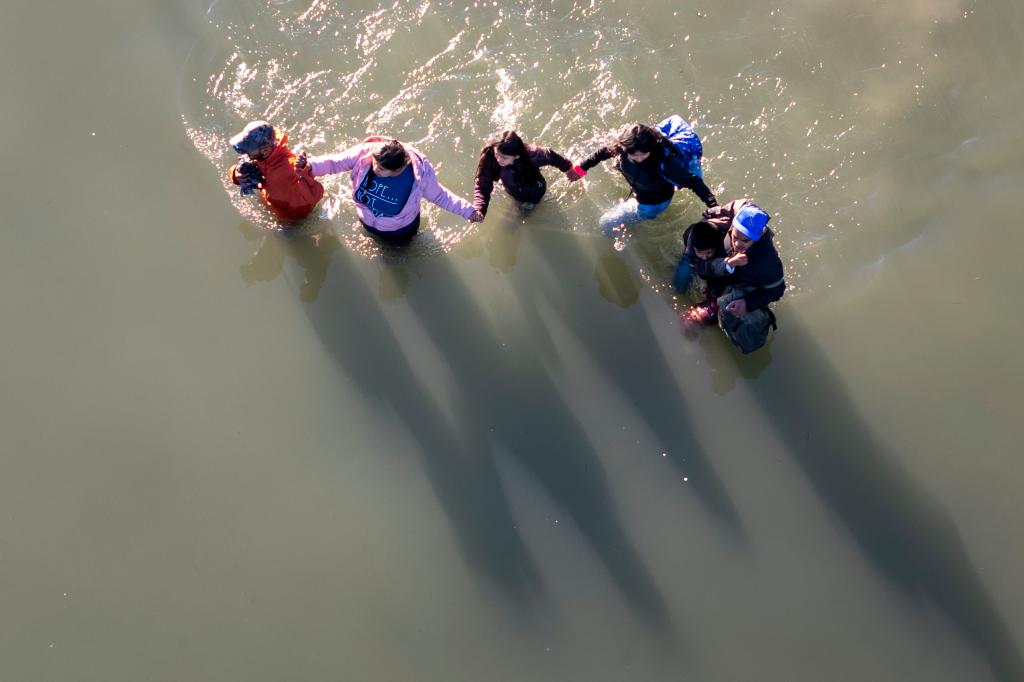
[726,252,748,268]
[565,169,582,182]
[469,210,485,223]
[725,298,748,317]
[295,151,308,169]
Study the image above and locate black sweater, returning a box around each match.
[579,145,717,207]
[691,228,786,311]
[473,145,572,215]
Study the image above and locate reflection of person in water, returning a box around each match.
[237,222,342,303]
[305,138,483,244]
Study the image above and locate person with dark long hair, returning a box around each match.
[473,131,583,216]
[576,123,717,236]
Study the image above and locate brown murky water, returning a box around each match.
[1,0,1022,680]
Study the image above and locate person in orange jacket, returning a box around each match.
[228,121,324,223]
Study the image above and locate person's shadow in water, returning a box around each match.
[266,221,670,633]
[595,215,1023,679]
[523,210,1023,679]
[454,200,533,275]
[516,217,747,538]
[287,239,548,608]
[266,214,1023,675]
[735,320,1024,682]
[400,250,676,634]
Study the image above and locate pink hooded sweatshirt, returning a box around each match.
[308,138,476,232]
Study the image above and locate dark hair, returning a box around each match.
[476,130,542,184]
[616,123,665,156]
[686,221,722,251]
[374,139,409,171]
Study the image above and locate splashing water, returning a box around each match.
[181,0,959,290]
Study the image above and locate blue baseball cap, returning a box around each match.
[230,121,276,155]
[732,204,770,240]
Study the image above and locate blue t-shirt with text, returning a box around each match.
[356,166,414,217]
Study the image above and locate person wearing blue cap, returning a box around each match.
[682,199,786,352]
[228,120,324,223]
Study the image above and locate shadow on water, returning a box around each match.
[260,206,1024,675]
[509,200,1021,676]
[274,223,672,634]
[278,230,544,604]
[520,217,747,538]
[401,247,675,634]
[588,207,1023,677]
[455,208,525,275]
[736,317,1024,682]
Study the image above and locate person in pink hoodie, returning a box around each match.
[303,137,483,243]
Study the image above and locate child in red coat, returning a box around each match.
[229,121,324,223]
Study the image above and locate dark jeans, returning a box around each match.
[362,214,420,244]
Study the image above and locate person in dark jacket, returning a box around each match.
[473,131,582,216]
[677,220,727,326]
[575,123,717,236]
[687,200,786,352]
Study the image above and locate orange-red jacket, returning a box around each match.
[229,132,324,222]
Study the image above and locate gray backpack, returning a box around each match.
[717,286,778,354]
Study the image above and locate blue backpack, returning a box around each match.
[657,115,704,180]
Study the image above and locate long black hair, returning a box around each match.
[611,123,671,161]
[476,130,544,184]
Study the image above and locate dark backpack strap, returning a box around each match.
[658,147,688,188]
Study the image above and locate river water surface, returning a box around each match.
[2,1,1023,680]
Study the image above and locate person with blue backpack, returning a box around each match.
[574,117,717,237]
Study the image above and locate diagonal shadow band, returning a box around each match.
[291,235,546,604]
[402,252,676,634]
[744,317,1024,682]
[519,224,748,538]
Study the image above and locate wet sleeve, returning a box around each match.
[474,167,495,216]
[693,257,731,279]
[579,146,614,172]
[679,174,718,208]
[308,145,363,177]
[420,159,476,219]
[293,164,325,205]
[535,147,573,172]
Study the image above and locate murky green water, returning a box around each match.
[2,0,1022,680]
